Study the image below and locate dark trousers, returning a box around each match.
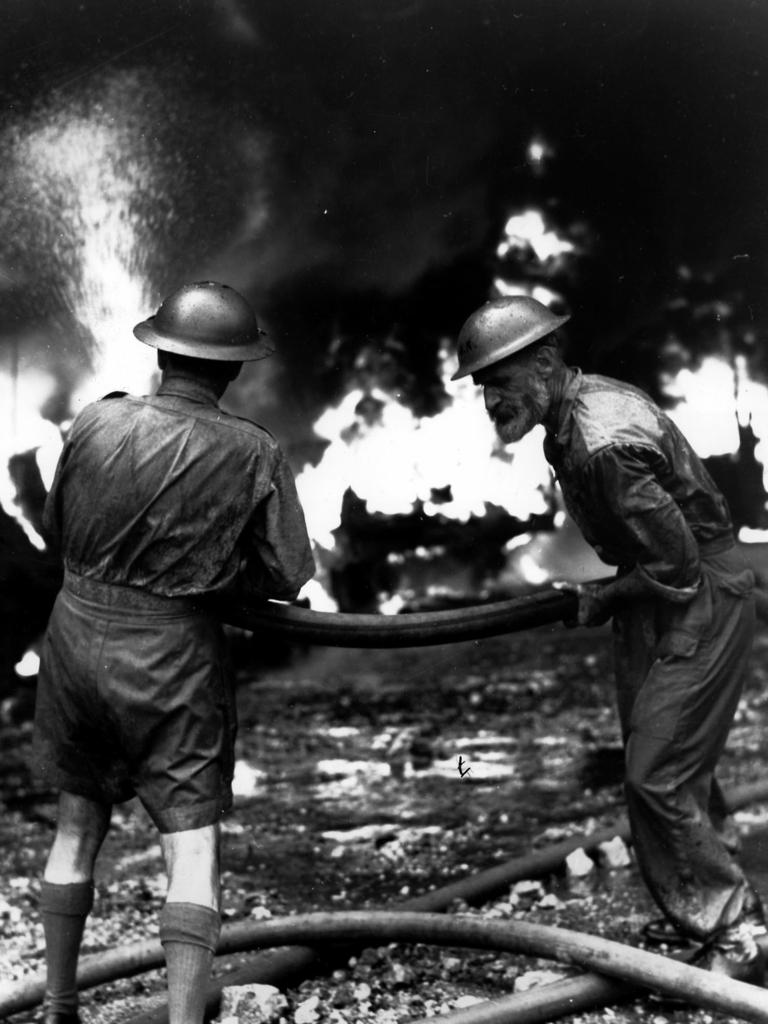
[614,546,758,939]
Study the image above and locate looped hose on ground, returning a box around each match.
[103,912,768,1024]
[5,782,768,1023]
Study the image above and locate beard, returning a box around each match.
[490,385,548,444]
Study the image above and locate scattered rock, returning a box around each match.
[379,839,407,862]
[387,962,412,986]
[249,905,273,920]
[537,892,565,910]
[598,835,632,869]
[294,994,321,1023]
[315,759,382,780]
[231,761,267,797]
[354,981,372,1000]
[565,847,595,877]
[321,824,398,845]
[514,968,567,992]
[452,994,487,1009]
[217,983,288,1024]
[511,879,545,899]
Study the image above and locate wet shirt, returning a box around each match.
[543,371,734,595]
[43,376,315,600]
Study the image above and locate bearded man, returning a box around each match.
[453,295,765,983]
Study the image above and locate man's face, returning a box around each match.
[473,355,550,444]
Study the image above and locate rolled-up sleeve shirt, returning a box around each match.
[543,371,735,600]
[43,376,315,601]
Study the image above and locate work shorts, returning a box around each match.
[33,572,236,833]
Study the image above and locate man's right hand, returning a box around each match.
[554,581,613,628]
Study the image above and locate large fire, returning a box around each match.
[0,359,62,548]
[1,99,158,549]
[1,114,767,624]
[662,352,768,536]
[15,109,158,407]
[293,204,585,605]
[294,345,552,552]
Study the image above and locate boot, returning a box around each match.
[690,922,766,987]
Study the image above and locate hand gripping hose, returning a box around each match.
[218,558,768,646]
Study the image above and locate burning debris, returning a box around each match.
[0,505,61,696]
[1,98,768,648]
[290,199,588,610]
[294,347,559,610]
[656,309,768,535]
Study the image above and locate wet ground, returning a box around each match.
[2,621,768,1023]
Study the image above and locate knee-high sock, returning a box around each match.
[39,880,94,1014]
[159,901,221,1024]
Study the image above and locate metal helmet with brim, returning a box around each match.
[133,281,273,362]
[451,296,570,380]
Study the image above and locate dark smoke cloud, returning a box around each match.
[1,0,768,377]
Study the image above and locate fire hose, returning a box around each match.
[177,912,768,1022]
[216,575,768,647]
[5,780,768,1023]
[7,914,768,1024]
[215,584,581,647]
[5,583,767,1020]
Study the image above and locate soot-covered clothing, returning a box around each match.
[34,573,236,832]
[43,376,314,601]
[543,370,734,597]
[544,370,758,939]
[35,374,314,827]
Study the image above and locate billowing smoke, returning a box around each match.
[4,0,767,331]
[2,0,768,557]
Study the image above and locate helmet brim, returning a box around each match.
[450,313,570,381]
[133,318,275,362]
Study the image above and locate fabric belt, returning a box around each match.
[63,569,203,614]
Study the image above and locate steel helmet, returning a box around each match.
[451,296,570,380]
[133,281,274,361]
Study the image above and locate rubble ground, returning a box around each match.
[2,620,768,1024]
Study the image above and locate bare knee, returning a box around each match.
[45,792,111,882]
[57,792,111,839]
[161,825,220,911]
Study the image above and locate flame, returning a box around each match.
[526,135,554,175]
[660,355,741,458]
[296,198,578,605]
[2,86,158,542]
[496,208,575,263]
[661,353,768,478]
[735,354,768,491]
[14,650,41,678]
[0,353,64,547]
[16,112,157,410]
[298,342,768,604]
[295,341,553,555]
[660,352,768,537]
[492,277,563,307]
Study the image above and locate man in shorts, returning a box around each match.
[33,281,315,1024]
